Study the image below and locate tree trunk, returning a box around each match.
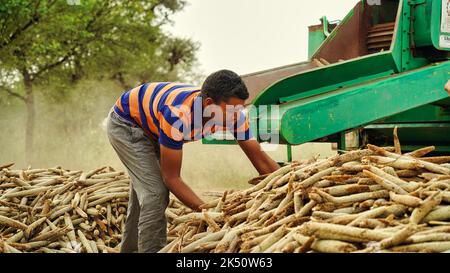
[24,72,35,165]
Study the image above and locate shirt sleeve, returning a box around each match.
[158,106,185,150]
[229,110,253,141]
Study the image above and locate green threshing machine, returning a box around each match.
[206,0,450,161]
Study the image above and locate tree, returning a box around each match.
[0,0,199,163]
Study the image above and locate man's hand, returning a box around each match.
[238,139,280,175]
[445,80,450,96]
[160,145,204,211]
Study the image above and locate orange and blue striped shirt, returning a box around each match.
[114,82,252,150]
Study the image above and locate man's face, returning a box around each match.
[205,97,246,127]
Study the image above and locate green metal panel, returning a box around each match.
[278,61,450,145]
[398,0,430,71]
[287,145,292,162]
[391,0,404,72]
[413,0,434,47]
[308,27,326,59]
[376,103,450,123]
[278,70,395,104]
[253,52,397,107]
[411,0,450,50]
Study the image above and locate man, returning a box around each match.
[106,70,280,253]
[446,80,450,95]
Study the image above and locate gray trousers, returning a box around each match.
[106,108,169,253]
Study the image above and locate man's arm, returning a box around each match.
[445,80,450,95]
[238,139,280,175]
[160,145,204,211]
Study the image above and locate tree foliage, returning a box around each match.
[0,0,201,162]
[0,0,200,91]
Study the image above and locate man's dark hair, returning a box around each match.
[201,70,249,103]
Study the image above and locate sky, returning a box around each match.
[166,0,360,75]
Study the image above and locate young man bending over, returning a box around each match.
[106,70,280,253]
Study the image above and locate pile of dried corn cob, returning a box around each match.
[0,165,129,253]
[162,131,450,253]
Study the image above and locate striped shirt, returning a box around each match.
[114,82,252,150]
